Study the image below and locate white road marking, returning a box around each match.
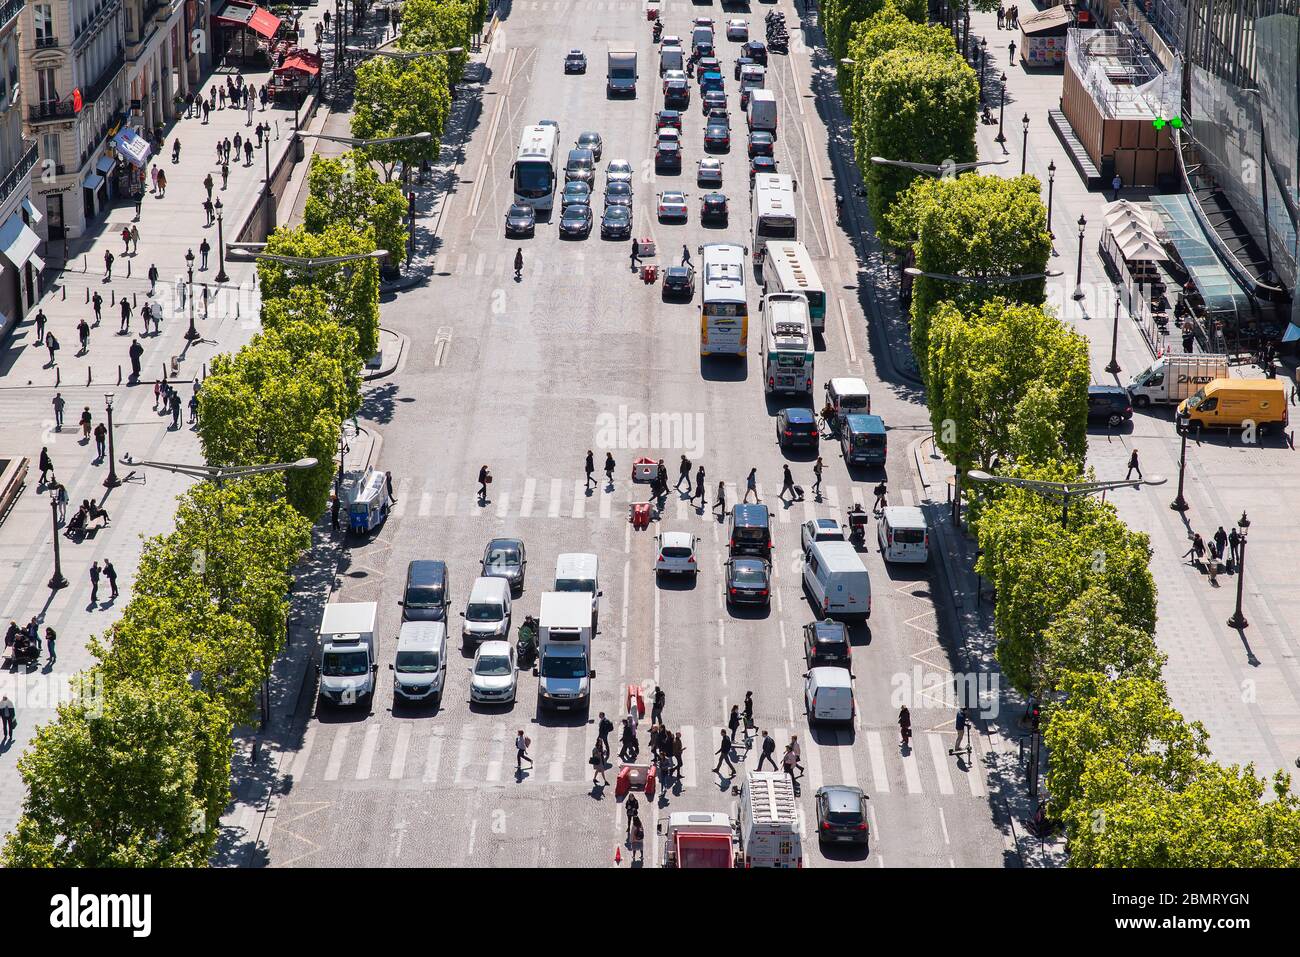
[496,488,511,518]
[572,479,586,518]
[323,727,349,781]
[289,724,316,782]
[444,492,458,517]
[520,477,536,517]
[939,807,951,845]
[548,478,563,517]
[803,729,824,795]
[391,478,412,517]
[389,723,412,779]
[474,252,486,276]
[356,724,381,779]
[653,585,661,670]
[838,735,858,791]
[423,727,444,784]
[486,724,506,782]
[928,733,955,795]
[549,727,568,783]
[783,657,790,689]
[621,561,630,640]
[866,730,890,793]
[599,490,612,519]
[826,486,840,509]
[719,655,726,686]
[966,735,987,797]
[838,297,857,365]
[418,492,433,517]
[681,725,697,790]
[902,746,923,794]
[454,731,475,784]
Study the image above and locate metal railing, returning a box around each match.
[0,139,36,208]
[0,0,24,31]
[82,50,125,105]
[29,100,76,122]
[34,35,60,49]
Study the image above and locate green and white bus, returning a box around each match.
[761,240,826,334]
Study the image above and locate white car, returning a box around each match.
[656,128,681,149]
[801,517,846,554]
[657,190,689,221]
[697,157,724,187]
[694,17,716,28]
[662,69,687,91]
[469,640,518,704]
[727,19,749,41]
[655,531,700,576]
[662,34,683,48]
[606,158,634,185]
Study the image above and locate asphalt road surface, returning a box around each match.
[263,0,1019,869]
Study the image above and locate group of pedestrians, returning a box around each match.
[996,4,1021,29]
[4,619,56,666]
[1183,523,1242,585]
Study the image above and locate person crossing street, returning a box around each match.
[604,452,615,486]
[713,729,736,777]
[584,450,596,489]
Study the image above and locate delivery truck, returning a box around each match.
[1127,354,1229,407]
[658,812,738,868]
[534,592,595,712]
[316,601,379,708]
[737,771,803,867]
[1178,378,1289,434]
[607,46,638,96]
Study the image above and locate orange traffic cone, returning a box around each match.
[614,846,623,865]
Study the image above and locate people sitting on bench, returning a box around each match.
[65,505,87,535]
[86,498,110,526]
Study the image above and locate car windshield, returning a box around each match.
[605,208,629,221]
[563,207,589,221]
[608,162,631,175]
[515,160,551,197]
[734,526,767,541]
[508,205,532,218]
[475,655,513,677]
[322,649,369,677]
[487,545,521,564]
[465,601,502,623]
[564,183,589,196]
[405,585,444,609]
[608,183,631,196]
[732,564,766,584]
[556,578,597,594]
[664,193,685,203]
[395,650,440,673]
[541,655,588,678]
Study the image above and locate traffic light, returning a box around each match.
[1030,702,1041,732]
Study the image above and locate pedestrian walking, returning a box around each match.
[52,392,65,430]
[477,465,491,503]
[1126,448,1142,480]
[151,164,160,193]
[629,816,645,861]
[203,198,214,226]
[223,137,232,162]
[1213,526,1228,564]
[77,318,90,353]
[727,704,741,742]
[34,307,46,341]
[651,685,665,725]
[597,711,614,759]
[713,729,736,776]
[1008,40,1016,63]
[782,745,800,785]
[898,705,912,748]
[156,169,167,196]
[619,716,638,761]
[147,262,159,294]
[780,463,795,502]
[45,627,56,664]
[0,694,14,741]
[94,422,107,460]
[199,238,211,270]
[1111,173,1123,202]
[121,225,131,254]
[218,86,226,109]
[89,560,101,603]
[172,137,181,163]
[55,481,68,522]
[873,480,888,513]
[951,709,969,753]
[128,339,143,382]
[44,332,59,366]
[693,466,706,505]
[681,244,691,267]
[604,452,616,486]
[812,457,824,498]
[629,237,640,271]
[788,734,803,774]
[742,691,754,737]
[624,792,640,840]
[39,447,52,485]
[189,392,199,425]
[221,161,230,189]
[513,247,523,279]
[756,730,777,770]
[676,455,691,490]
[713,480,727,516]
[104,249,114,279]
[585,450,596,489]
[79,406,92,440]
[119,296,132,333]
[997,4,1005,27]
[202,99,210,123]
[170,389,182,429]
[744,467,759,502]
[92,290,104,326]
[131,224,140,254]
[244,140,253,165]
[103,559,119,598]
[591,742,609,785]
[1228,526,1241,570]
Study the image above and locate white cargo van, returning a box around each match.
[460,576,512,650]
[317,601,379,708]
[878,505,929,564]
[554,553,601,631]
[390,620,448,705]
[659,45,684,76]
[804,666,855,724]
[747,89,777,137]
[535,592,595,712]
[737,771,802,868]
[803,540,871,619]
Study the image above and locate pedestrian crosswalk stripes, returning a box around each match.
[285,720,987,800]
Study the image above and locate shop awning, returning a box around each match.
[20,198,43,225]
[1020,5,1070,35]
[1151,194,1255,320]
[277,52,322,76]
[83,171,104,191]
[249,7,280,37]
[215,3,281,38]
[0,213,41,268]
[1281,323,1300,344]
[95,155,116,175]
[112,128,152,167]
[28,253,45,274]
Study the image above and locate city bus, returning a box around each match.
[751,173,798,263]
[760,293,813,395]
[762,241,826,334]
[699,242,749,357]
[511,124,560,211]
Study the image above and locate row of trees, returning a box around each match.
[828,2,1300,863]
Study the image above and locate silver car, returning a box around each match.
[470,640,518,704]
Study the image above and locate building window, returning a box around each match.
[34,4,55,45]
[37,67,58,106]
[42,132,61,170]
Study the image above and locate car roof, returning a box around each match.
[397,620,447,648]
[568,49,583,55]
[808,619,848,641]
[659,108,680,116]
[700,157,721,166]
[661,530,695,546]
[1089,384,1129,396]
[811,517,840,531]
[733,503,770,525]
[843,413,885,433]
[819,785,865,810]
[662,191,686,200]
[703,191,726,201]
[487,537,523,549]
[880,505,926,528]
[750,130,773,139]
[730,556,768,570]
[476,639,512,656]
[665,265,690,276]
[469,576,510,600]
[406,559,447,587]
[603,205,629,217]
[783,407,814,422]
[607,180,631,190]
[809,665,853,688]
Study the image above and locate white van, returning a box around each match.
[460,576,512,650]
[390,620,448,705]
[804,666,855,724]
[747,88,777,137]
[737,772,802,868]
[803,540,871,620]
[659,45,684,76]
[317,602,379,708]
[878,506,929,564]
[554,553,601,631]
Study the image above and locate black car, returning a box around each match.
[656,109,683,131]
[814,785,869,846]
[401,560,450,623]
[604,181,634,208]
[601,204,632,239]
[559,203,593,238]
[804,620,851,668]
[700,192,728,225]
[704,120,731,151]
[729,503,773,557]
[750,154,777,184]
[744,40,768,65]
[504,203,535,237]
[481,538,527,592]
[665,84,690,109]
[748,130,775,158]
[1087,384,1134,427]
[564,49,587,73]
[777,407,819,448]
[733,55,754,81]
[702,89,728,113]
[576,131,603,161]
[655,141,682,171]
[662,264,696,299]
[724,557,771,607]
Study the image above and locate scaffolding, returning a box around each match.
[1066,25,1181,120]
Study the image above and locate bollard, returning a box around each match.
[61,285,66,300]
[55,366,60,386]
[133,292,138,308]
[83,255,88,273]
[86,367,91,386]
[85,287,89,303]
[117,365,122,386]
[126,260,131,279]
[202,362,207,379]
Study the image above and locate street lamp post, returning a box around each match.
[1046,159,1056,240]
[103,393,120,488]
[185,249,200,342]
[264,135,275,235]
[48,490,68,590]
[1171,411,1190,511]
[1020,113,1030,175]
[870,156,1008,176]
[214,198,229,283]
[995,73,1007,144]
[1227,512,1250,629]
[1073,214,1087,300]
[1106,295,1123,373]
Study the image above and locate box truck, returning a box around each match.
[534,592,595,711]
[737,771,802,867]
[658,812,738,868]
[317,601,379,708]
[607,46,638,96]
[1127,354,1229,407]
[1178,378,1289,433]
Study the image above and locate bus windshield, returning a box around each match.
[757,218,797,240]
[515,161,552,198]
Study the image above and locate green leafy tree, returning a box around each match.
[1038,586,1166,694]
[399,0,473,79]
[844,8,957,122]
[305,153,410,272]
[859,49,976,240]
[824,0,892,65]
[2,674,232,867]
[351,55,450,181]
[886,174,1051,373]
[258,224,380,361]
[926,298,1089,476]
[260,290,363,418]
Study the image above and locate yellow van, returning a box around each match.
[1178,378,1289,433]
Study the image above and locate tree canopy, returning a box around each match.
[351,55,450,182]
[305,153,410,272]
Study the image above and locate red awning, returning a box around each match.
[248,6,281,39]
[277,53,321,76]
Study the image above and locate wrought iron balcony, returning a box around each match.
[0,140,36,208]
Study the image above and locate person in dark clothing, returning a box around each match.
[713,480,727,517]
[1228,527,1241,569]
[477,465,491,503]
[604,452,616,486]
[77,319,90,353]
[45,627,56,663]
[651,686,665,724]
[676,455,691,491]
[92,291,103,325]
[727,705,741,742]
[619,717,638,761]
[597,712,614,759]
[756,731,778,770]
[584,450,596,489]
[1213,526,1228,564]
[89,561,101,603]
[170,390,182,428]
[34,308,46,341]
[681,244,691,267]
[630,237,640,271]
[693,466,706,505]
[103,559,119,598]
[129,338,144,381]
[713,729,736,776]
[94,422,107,460]
[39,447,53,485]
[119,297,132,333]
[624,792,640,840]
[1126,449,1142,480]
[742,691,754,736]
[331,493,341,531]
[200,238,211,270]
[513,248,523,279]
[780,464,796,502]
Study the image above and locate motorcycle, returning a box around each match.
[846,505,869,550]
[517,616,539,668]
[652,16,662,42]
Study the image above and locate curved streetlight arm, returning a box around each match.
[296,131,433,147]
[255,251,390,270]
[904,268,1064,284]
[134,458,319,485]
[870,156,1009,174]
[346,45,463,60]
[967,470,1167,495]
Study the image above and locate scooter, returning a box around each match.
[652,17,662,42]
